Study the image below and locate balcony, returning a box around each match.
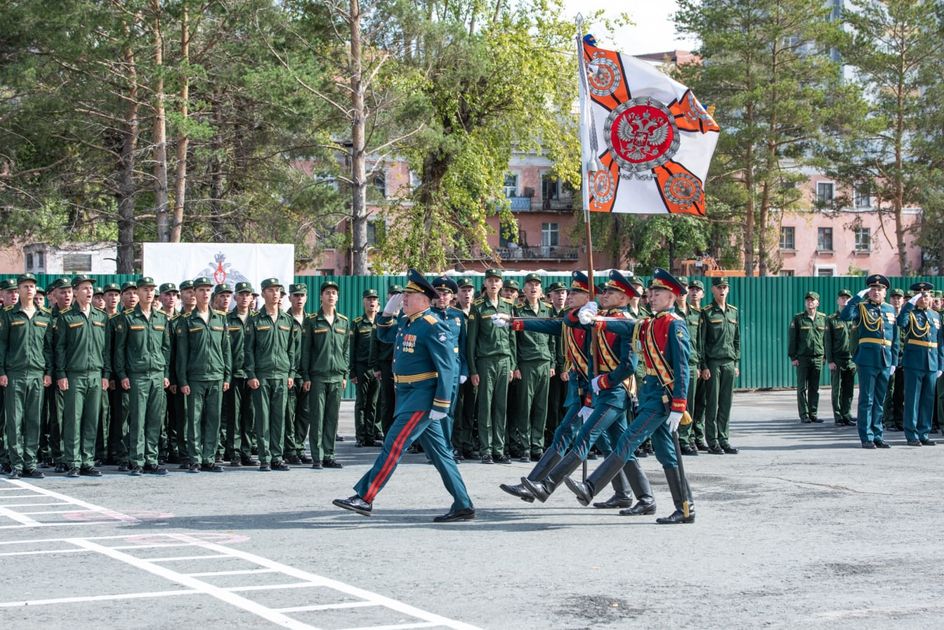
[496,245,579,261]
[508,196,532,211]
[506,195,575,212]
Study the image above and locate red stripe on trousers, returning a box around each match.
[363,410,425,503]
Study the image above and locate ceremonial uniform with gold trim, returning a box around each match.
[897,299,944,444]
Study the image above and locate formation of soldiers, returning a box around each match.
[788,275,944,447]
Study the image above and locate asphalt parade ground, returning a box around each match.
[1,389,942,630]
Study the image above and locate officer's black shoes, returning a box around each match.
[499,483,535,502]
[907,440,922,446]
[433,507,475,523]
[300,454,314,464]
[530,450,543,461]
[801,416,811,423]
[921,439,936,446]
[229,459,242,467]
[241,456,258,466]
[720,443,739,455]
[143,464,168,475]
[65,467,80,478]
[707,445,724,454]
[80,466,102,477]
[8,469,21,479]
[861,441,876,449]
[23,469,44,479]
[177,462,190,469]
[354,441,364,448]
[117,463,131,472]
[619,500,657,516]
[188,463,201,473]
[843,418,856,426]
[874,440,891,449]
[520,478,550,502]
[592,495,634,509]
[129,466,143,476]
[323,459,343,469]
[494,455,512,464]
[518,454,530,463]
[286,455,302,465]
[658,467,694,524]
[695,441,709,452]
[657,509,696,524]
[310,462,323,470]
[259,464,272,471]
[207,463,224,473]
[564,478,595,507]
[272,461,291,471]
[680,444,698,456]
[521,451,581,503]
[337,435,345,442]
[480,455,493,464]
[333,495,372,517]
[54,463,69,473]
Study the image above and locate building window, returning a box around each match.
[779,226,796,250]
[854,227,870,252]
[372,171,387,198]
[36,252,44,269]
[26,253,33,270]
[780,270,795,277]
[62,253,92,273]
[816,266,835,277]
[541,223,559,248]
[503,173,519,197]
[817,227,833,252]
[854,182,871,208]
[816,181,834,204]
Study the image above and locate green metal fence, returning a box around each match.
[4,272,936,392]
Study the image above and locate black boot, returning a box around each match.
[592,469,634,509]
[520,451,581,503]
[500,450,562,503]
[618,459,655,514]
[564,454,626,506]
[656,466,695,524]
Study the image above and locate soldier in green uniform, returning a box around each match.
[351,289,382,447]
[544,282,567,445]
[169,279,195,467]
[788,291,827,423]
[700,277,740,454]
[177,277,230,473]
[453,278,478,457]
[156,282,180,463]
[467,268,517,464]
[284,283,310,464]
[826,289,857,426]
[685,281,709,450]
[302,281,349,469]
[223,281,255,466]
[56,275,109,477]
[42,278,74,472]
[113,277,171,475]
[245,277,297,471]
[510,273,554,462]
[95,283,121,466]
[678,279,704,455]
[370,284,401,435]
[110,280,139,471]
[0,274,53,478]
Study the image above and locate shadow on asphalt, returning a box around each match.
[729,415,941,451]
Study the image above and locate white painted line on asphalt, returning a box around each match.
[4,479,139,523]
[0,502,72,507]
[0,589,200,608]
[226,583,321,593]
[0,521,123,529]
[111,542,206,551]
[276,602,379,614]
[186,569,280,577]
[66,538,320,630]
[0,506,40,526]
[339,623,439,630]
[0,533,137,545]
[16,509,97,515]
[0,494,44,499]
[147,554,232,562]
[0,548,88,558]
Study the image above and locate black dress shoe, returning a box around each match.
[333,495,372,516]
[801,416,812,423]
[207,463,224,472]
[907,440,922,446]
[54,463,69,473]
[721,444,739,454]
[79,466,103,477]
[494,454,512,464]
[323,459,343,469]
[116,463,130,472]
[680,444,698,456]
[592,495,634,509]
[634,447,648,458]
[8,469,21,479]
[656,509,695,524]
[874,440,891,449]
[811,417,823,423]
[518,454,530,463]
[619,500,657,516]
[23,468,44,479]
[188,463,201,473]
[300,454,314,464]
[259,464,271,471]
[143,464,168,475]
[499,482,535,503]
[310,462,323,469]
[861,442,876,449]
[129,466,143,476]
[920,439,936,446]
[200,463,212,472]
[354,440,364,448]
[707,445,724,454]
[66,467,80,478]
[272,461,291,471]
[695,441,709,452]
[336,435,345,442]
[286,455,302,465]
[229,459,242,467]
[433,507,475,523]
[481,455,493,464]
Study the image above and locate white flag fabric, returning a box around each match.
[579,34,719,215]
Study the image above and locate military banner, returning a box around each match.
[578,33,719,216]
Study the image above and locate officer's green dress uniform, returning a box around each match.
[678,284,704,450]
[351,292,381,446]
[788,294,826,423]
[897,287,944,445]
[0,278,53,476]
[222,286,254,464]
[177,290,231,468]
[301,292,350,467]
[244,279,297,468]
[55,279,108,474]
[114,292,171,472]
[699,278,740,452]
[511,286,554,460]
[825,289,857,426]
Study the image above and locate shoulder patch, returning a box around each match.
[501,297,514,305]
[3,305,12,311]
[473,298,484,305]
[423,314,439,325]
[337,313,349,321]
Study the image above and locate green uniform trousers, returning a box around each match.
[883,368,904,429]
[308,380,342,462]
[95,384,110,462]
[455,379,477,454]
[678,366,700,445]
[377,362,396,435]
[704,360,736,447]
[187,380,223,465]
[0,388,7,468]
[163,390,184,460]
[284,380,309,458]
[830,361,856,423]
[252,378,287,464]
[796,357,823,420]
[510,361,550,456]
[128,374,166,468]
[353,373,381,444]
[476,357,511,457]
[62,372,103,469]
[4,374,44,472]
[222,377,254,461]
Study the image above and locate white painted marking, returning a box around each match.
[4,480,138,522]
[0,548,88,558]
[0,589,199,608]
[226,583,321,593]
[339,623,438,630]
[66,538,319,630]
[0,494,44,499]
[15,509,97,515]
[275,601,379,614]
[0,506,40,526]
[0,502,72,507]
[0,534,143,545]
[0,521,123,530]
[110,542,203,551]
[147,554,232,563]
[186,568,279,577]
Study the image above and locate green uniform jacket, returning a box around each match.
[824,311,857,363]
[302,309,350,383]
[467,297,517,374]
[177,309,231,386]
[514,301,554,364]
[0,304,54,377]
[244,308,297,381]
[788,311,826,360]
[113,305,171,380]
[684,305,703,367]
[350,313,377,377]
[54,305,108,379]
[699,301,740,369]
[43,305,63,380]
[226,310,250,379]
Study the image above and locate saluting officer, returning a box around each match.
[700,277,740,454]
[825,289,857,427]
[841,274,899,449]
[788,291,826,424]
[897,282,944,446]
[370,284,402,435]
[114,276,171,475]
[351,289,382,448]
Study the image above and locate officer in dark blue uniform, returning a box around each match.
[431,276,467,456]
[841,274,899,449]
[333,270,474,522]
[897,281,944,446]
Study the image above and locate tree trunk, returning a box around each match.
[743,136,755,277]
[152,0,170,242]
[349,0,369,275]
[894,62,907,274]
[117,34,140,274]
[208,98,225,241]
[170,0,189,243]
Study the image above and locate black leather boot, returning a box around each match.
[520,451,581,503]
[592,468,634,508]
[499,450,562,502]
[656,466,695,524]
[617,459,655,514]
[564,453,626,506]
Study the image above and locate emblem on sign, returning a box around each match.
[604,97,680,173]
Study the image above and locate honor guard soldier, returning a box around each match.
[114,277,171,475]
[55,275,109,477]
[0,274,54,478]
[467,268,517,464]
[788,291,826,424]
[431,276,467,455]
[841,274,899,449]
[897,282,943,446]
[564,269,694,524]
[333,270,474,522]
[700,277,740,454]
[284,283,310,464]
[825,289,857,426]
[223,282,256,466]
[177,277,231,473]
[351,289,382,448]
[245,278,298,471]
[370,284,402,435]
[302,281,349,469]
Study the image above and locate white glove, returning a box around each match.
[429,410,447,421]
[459,375,468,385]
[909,294,921,306]
[591,375,603,394]
[578,301,599,325]
[382,293,404,316]
[889,365,896,375]
[577,406,594,421]
[857,288,869,298]
[936,371,942,379]
[666,411,683,433]
[491,313,511,328]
